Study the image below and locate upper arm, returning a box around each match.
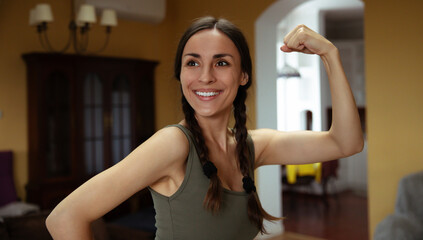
[251,128,345,168]
[50,126,189,222]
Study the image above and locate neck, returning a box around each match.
[195,109,233,152]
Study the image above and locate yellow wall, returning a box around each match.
[0,0,274,200]
[0,0,181,199]
[3,0,423,237]
[365,0,423,236]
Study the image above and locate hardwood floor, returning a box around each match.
[281,190,369,240]
[267,232,327,240]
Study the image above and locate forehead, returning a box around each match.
[183,29,239,56]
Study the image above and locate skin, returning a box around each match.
[46,25,363,239]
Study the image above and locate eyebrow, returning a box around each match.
[183,53,234,59]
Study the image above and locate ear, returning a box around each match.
[240,72,249,86]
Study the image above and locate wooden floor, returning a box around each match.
[267,231,327,240]
[279,190,369,240]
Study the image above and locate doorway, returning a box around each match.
[255,0,366,238]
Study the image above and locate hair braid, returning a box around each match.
[182,95,223,213]
[233,88,249,176]
[233,87,281,233]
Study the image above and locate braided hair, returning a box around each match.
[174,16,279,233]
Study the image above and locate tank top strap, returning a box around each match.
[165,124,200,154]
[165,124,192,137]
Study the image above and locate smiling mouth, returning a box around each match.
[195,91,221,97]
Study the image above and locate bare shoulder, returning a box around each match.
[148,125,190,157]
[134,125,190,172]
[113,125,190,185]
[249,128,283,146]
[101,125,191,195]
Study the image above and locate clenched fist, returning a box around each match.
[281,24,336,56]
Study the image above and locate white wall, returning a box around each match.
[325,40,367,194]
[255,1,309,237]
[255,0,365,237]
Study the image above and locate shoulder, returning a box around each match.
[116,125,191,189]
[145,125,190,160]
[124,125,190,176]
[248,128,281,147]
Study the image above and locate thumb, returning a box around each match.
[280,45,293,52]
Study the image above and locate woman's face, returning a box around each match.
[180,29,248,119]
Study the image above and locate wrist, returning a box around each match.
[320,45,342,75]
[320,44,338,61]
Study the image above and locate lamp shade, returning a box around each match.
[29,8,38,26]
[278,64,301,78]
[34,3,53,23]
[100,9,117,27]
[77,4,96,23]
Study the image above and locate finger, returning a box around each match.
[283,24,303,46]
[287,27,316,54]
[280,45,293,52]
[286,29,306,52]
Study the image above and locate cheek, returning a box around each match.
[180,68,198,85]
[180,71,193,96]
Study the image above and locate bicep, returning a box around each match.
[51,127,188,222]
[252,129,343,167]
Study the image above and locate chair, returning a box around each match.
[0,151,18,207]
[282,160,339,206]
[374,171,423,240]
[285,163,322,184]
[0,151,39,218]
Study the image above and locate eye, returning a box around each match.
[216,60,229,67]
[186,60,199,67]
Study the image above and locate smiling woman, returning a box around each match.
[180,28,248,118]
[45,16,363,240]
[170,16,279,236]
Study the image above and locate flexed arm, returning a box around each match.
[253,25,364,167]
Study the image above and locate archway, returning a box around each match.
[255,0,364,237]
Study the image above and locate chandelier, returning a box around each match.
[29,3,118,54]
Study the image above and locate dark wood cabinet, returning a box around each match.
[23,53,157,215]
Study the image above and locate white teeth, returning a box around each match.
[196,91,219,97]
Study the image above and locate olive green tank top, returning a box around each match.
[148,124,259,240]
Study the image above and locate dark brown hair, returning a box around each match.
[174,16,278,233]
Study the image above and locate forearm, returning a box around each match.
[321,47,364,156]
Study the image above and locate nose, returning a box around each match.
[198,66,216,84]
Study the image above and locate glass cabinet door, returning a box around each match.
[45,72,71,177]
[83,73,104,175]
[111,75,132,165]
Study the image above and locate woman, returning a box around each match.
[46,16,363,240]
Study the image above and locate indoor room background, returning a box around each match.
[0,0,422,238]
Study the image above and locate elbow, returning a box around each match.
[329,128,364,158]
[351,138,364,155]
[45,213,53,233]
[45,198,95,239]
[45,206,76,238]
[45,209,64,237]
[340,136,364,158]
